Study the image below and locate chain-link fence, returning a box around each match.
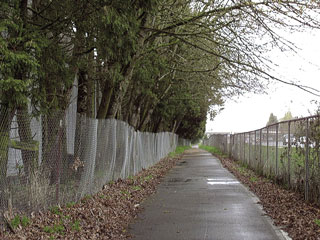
[0,105,190,221]
[203,115,320,203]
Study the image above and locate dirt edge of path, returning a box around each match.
[0,155,183,240]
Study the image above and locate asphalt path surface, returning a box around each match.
[128,148,288,240]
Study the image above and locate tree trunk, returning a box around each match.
[96,82,114,119]
[139,108,155,131]
[172,118,183,133]
[107,61,136,118]
[41,111,64,184]
[86,50,96,118]
[153,117,163,133]
[16,104,37,177]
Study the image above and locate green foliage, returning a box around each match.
[82,195,92,202]
[199,145,223,156]
[99,194,107,199]
[120,190,131,199]
[266,113,278,126]
[250,176,258,182]
[43,226,54,234]
[66,202,76,208]
[71,220,81,231]
[121,190,130,196]
[20,215,31,227]
[1,0,319,142]
[314,219,320,227]
[43,222,65,234]
[0,3,42,107]
[143,175,153,182]
[280,111,294,121]
[10,215,31,229]
[50,206,62,215]
[132,185,142,191]
[168,146,191,157]
[175,146,191,155]
[10,215,21,229]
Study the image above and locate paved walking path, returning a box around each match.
[128,148,288,240]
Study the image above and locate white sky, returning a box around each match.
[206,29,320,133]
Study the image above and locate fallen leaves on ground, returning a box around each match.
[0,155,181,240]
[218,156,320,240]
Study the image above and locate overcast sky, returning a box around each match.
[206,29,320,133]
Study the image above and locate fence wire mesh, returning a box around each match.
[0,106,189,221]
[204,115,320,203]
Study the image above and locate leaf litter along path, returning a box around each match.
[2,148,320,239]
[0,153,184,240]
[217,155,320,240]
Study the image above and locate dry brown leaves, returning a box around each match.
[0,155,181,240]
[218,156,320,240]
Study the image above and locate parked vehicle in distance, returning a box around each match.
[282,135,316,148]
[296,136,316,148]
[282,134,295,145]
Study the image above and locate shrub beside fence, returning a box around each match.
[203,115,320,203]
[0,106,190,221]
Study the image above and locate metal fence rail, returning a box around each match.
[0,106,190,220]
[203,115,320,203]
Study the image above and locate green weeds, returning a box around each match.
[128,175,134,180]
[50,206,62,215]
[99,194,108,199]
[168,146,191,157]
[81,194,92,202]
[250,176,258,182]
[199,145,223,155]
[10,215,31,229]
[120,190,131,199]
[71,220,81,231]
[132,185,142,191]
[66,201,76,208]
[144,175,153,181]
[43,222,65,234]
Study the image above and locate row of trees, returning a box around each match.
[1,0,320,141]
[1,0,320,212]
[266,111,294,126]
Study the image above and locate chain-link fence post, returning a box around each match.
[248,132,251,167]
[228,134,231,158]
[55,119,63,203]
[225,134,228,154]
[267,126,269,176]
[288,121,291,188]
[305,119,310,201]
[254,130,257,169]
[243,133,245,164]
[276,124,279,177]
[259,129,262,173]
